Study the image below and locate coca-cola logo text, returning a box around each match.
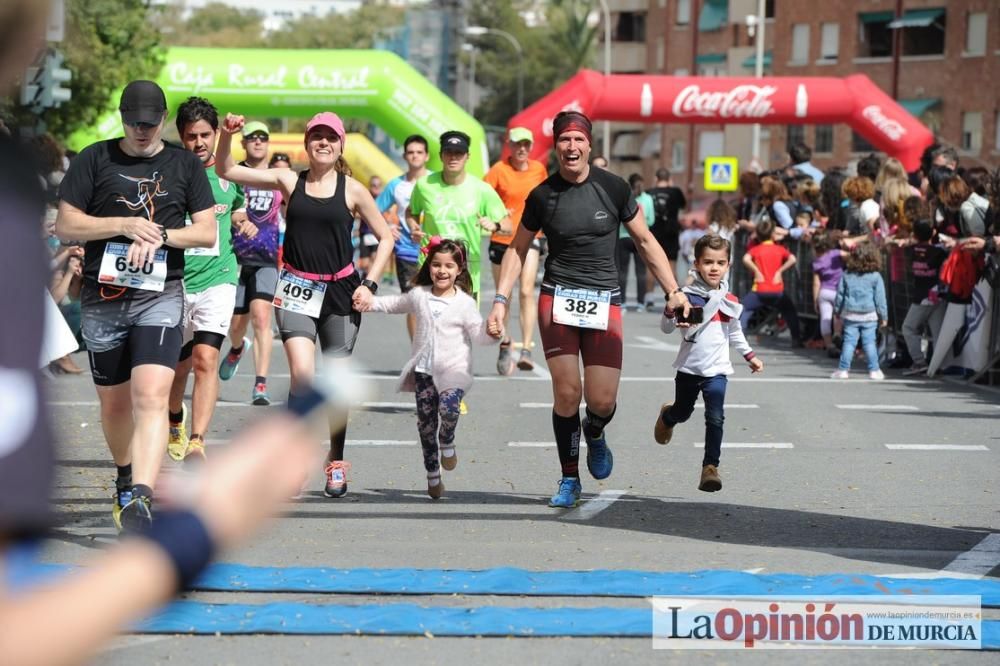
[672,84,776,119]
[862,105,906,142]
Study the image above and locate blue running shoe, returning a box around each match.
[584,418,614,480]
[219,337,251,381]
[548,477,582,508]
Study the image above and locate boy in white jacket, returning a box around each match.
[654,235,764,492]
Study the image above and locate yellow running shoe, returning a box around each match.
[167,403,189,461]
[184,434,207,463]
[459,399,468,415]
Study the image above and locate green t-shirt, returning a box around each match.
[619,191,655,239]
[408,172,507,295]
[184,166,244,293]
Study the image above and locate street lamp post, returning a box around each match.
[465,26,524,112]
[597,0,611,163]
[746,0,766,164]
[462,43,477,115]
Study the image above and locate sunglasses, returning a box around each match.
[245,134,269,143]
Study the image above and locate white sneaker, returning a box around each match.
[830,370,850,379]
[869,370,885,380]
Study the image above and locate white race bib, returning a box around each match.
[273,269,326,318]
[98,242,167,292]
[362,233,378,247]
[185,215,220,257]
[552,286,611,331]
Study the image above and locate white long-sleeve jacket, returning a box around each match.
[661,292,755,377]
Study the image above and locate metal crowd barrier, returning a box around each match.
[727,231,1000,386]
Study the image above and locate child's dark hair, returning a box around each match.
[411,238,474,294]
[754,217,775,243]
[845,242,882,273]
[175,96,218,134]
[811,230,842,256]
[912,219,934,243]
[694,233,731,260]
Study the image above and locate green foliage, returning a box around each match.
[36,0,165,138]
[161,2,266,48]
[466,0,598,127]
[267,4,406,50]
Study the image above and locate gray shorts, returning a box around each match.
[81,279,184,353]
[234,265,279,314]
[277,309,361,357]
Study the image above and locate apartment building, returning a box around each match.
[602,1,998,194]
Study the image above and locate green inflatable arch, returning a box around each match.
[70,47,488,176]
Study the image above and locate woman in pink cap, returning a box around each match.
[217,111,394,499]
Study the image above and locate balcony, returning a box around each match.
[607,42,647,73]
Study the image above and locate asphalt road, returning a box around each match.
[41,279,999,664]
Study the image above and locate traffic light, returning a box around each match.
[19,66,40,107]
[20,49,72,112]
[39,50,72,108]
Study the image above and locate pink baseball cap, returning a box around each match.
[304,111,346,146]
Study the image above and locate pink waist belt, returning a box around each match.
[284,263,355,282]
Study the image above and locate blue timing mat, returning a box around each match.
[137,601,999,646]
[14,563,1000,606]
[192,565,1000,606]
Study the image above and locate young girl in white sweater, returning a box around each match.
[654,235,764,492]
[364,237,500,498]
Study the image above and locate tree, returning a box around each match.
[467,0,598,128]
[161,2,266,48]
[25,0,164,140]
[267,4,406,50]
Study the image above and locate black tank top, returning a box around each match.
[284,170,354,274]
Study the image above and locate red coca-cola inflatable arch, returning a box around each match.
[508,70,933,171]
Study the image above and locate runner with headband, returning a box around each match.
[216,111,394,499]
[487,111,689,508]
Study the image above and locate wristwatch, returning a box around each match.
[161,227,169,245]
[361,278,379,294]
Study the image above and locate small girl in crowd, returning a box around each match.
[831,243,888,380]
[656,235,764,493]
[811,231,846,355]
[365,237,500,498]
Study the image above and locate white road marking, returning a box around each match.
[520,402,553,409]
[234,374,920,384]
[563,489,627,520]
[694,442,794,449]
[940,534,1000,578]
[530,364,552,380]
[516,401,759,409]
[204,439,416,447]
[361,401,415,410]
[885,444,989,451]
[693,403,759,409]
[836,404,919,411]
[508,441,587,448]
[629,335,680,352]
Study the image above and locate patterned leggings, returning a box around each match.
[414,372,464,473]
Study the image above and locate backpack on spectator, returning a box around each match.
[651,187,682,235]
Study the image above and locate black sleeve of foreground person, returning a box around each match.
[0,133,55,539]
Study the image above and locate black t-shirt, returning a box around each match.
[910,243,948,304]
[522,167,638,292]
[0,134,54,537]
[283,170,360,316]
[647,185,686,237]
[58,139,215,283]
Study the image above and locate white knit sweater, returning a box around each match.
[370,286,498,393]
[661,292,755,377]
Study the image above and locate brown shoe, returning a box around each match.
[699,465,722,492]
[653,403,674,444]
[427,474,444,500]
[440,446,457,471]
[56,355,85,374]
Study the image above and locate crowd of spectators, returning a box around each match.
[675,141,999,379]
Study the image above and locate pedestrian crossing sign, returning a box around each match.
[704,157,739,192]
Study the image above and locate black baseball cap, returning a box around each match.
[440,130,470,154]
[119,80,167,125]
